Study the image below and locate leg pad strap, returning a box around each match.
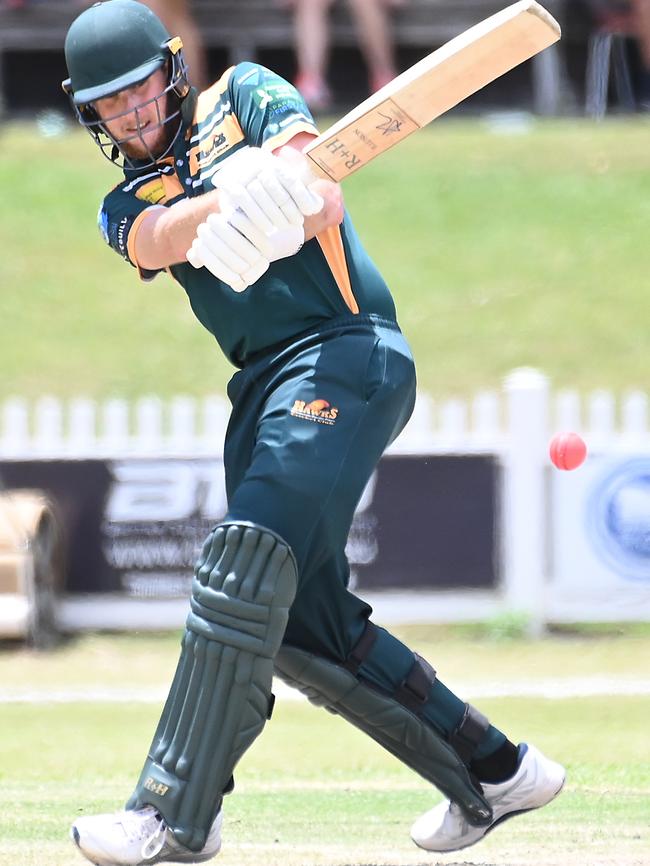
[344,621,437,713]
[275,643,493,826]
[450,703,490,764]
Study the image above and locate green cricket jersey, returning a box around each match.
[99,63,396,368]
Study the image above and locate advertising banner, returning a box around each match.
[0,455,499,596]
[550,455,650,619]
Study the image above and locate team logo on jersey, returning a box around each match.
[197,132,227,170]
[189,114,244,177]
[290,398,339,425]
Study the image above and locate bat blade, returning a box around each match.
[304,0,561,182]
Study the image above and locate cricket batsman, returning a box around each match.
[62,2,566,863]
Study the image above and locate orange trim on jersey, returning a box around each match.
[195,69,235,124]
[161,171,185,201]
[264,120,319,153]
[135,177,166,205]
[189,72,245,176]
[316,226,359,314]
[127,205,165,278]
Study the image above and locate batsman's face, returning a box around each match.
[94,67,169,159]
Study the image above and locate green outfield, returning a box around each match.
[1,119,649,400]
[1,628,649,866]
[2,118,649,866]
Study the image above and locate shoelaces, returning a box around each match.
[116,808,168,861]
[140,813,168,861]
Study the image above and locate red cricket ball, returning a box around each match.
[549,431,587,471]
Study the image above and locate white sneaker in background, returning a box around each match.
[411,743,565,853]
[71,805,222,865]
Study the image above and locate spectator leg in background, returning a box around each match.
[347,0,400,93]
[142,0,208,92]
[630,0,650,107]
[292,0,335,111]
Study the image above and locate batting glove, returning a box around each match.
[186,212,271,293]
[227,206,305,262]
[215,147,323,232]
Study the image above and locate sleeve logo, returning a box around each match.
[255,88,272,110]
[97,206,110,244]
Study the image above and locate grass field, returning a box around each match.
[1,119,650,400]
[1,628,649,866]
[1,117,649,866]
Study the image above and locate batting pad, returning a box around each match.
[127,522,298,851]
[275,644,493,826]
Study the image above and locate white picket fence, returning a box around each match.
[2,368,649,634]
[1,368,648,459]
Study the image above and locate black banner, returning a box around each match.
[351,455,499,590]
[0,455,499,596]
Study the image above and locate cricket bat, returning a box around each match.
[303,0,561,182]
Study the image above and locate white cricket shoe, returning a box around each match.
[411,743,565,853]
[71,805,222,866]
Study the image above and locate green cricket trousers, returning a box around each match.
[223,313,504,756]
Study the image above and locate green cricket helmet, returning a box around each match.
[62,0,191,169]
